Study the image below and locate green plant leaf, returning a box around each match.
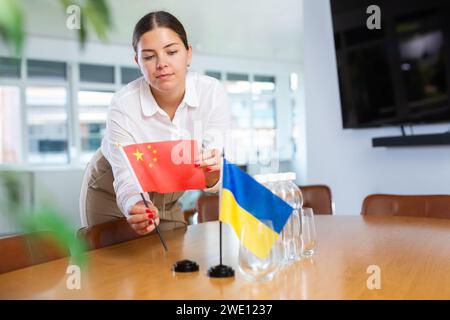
[0,0,24,56]
[0,0,113,55]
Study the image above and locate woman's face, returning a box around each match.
[135,27,192,94]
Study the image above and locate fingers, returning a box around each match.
[196,149,218,163]
[129,203,158,216]
[127,202,160,235]
[128,206,157,224]
[134,216,161,235]
[195,148,220,171]
[195,148,216,160]
[197,157,217,167]
[128,211,159,227]
[132,220,152,231]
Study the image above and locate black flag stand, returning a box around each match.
[208,154,234,278]
[140,193,168,251]
[207,221,235,278]
[159,191,199,273]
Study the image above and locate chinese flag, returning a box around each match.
[121,140,206,193]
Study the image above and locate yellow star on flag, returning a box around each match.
[133,149,144,161]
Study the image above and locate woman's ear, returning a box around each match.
[134,55,143,75]
[187,44,193,66]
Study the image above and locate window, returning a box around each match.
[121,67,141,84]
[78,90,113,163]
[0,86,21,163]
[205,71,222,80]
[80,63,115,84]
[224,73,277,165]
[27,59,67,81]
[26,86,69,164]
[229,98,252,164]
[252,75,275,94]
[0,57,21,79]
[252,96,276,128]
[1,55,296,168]
[225,73,250,94]
[251,77,276,165]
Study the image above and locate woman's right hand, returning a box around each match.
[127,201,160,235]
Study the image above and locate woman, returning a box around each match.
[79,11,231,234]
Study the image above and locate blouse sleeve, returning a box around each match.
[101,101,148,217]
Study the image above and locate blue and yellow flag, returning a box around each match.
[220,159,293,259]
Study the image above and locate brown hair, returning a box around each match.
[132,11,189,53]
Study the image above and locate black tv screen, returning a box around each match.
[330,0,450,128]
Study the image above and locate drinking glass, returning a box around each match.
[301,207,317,257]
[238,220,280,283]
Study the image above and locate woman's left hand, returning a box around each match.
[195,148,221,188]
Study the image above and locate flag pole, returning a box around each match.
[208,149,234,278]
[171,143,201,273]
[140,193,168,251]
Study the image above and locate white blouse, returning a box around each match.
[101,72,231,216]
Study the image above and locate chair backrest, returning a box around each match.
[299,185,333,215]
[196,194,219,223]
[77,218,140,250]
[195,185,333,222]
[0,232,68,274]
[183,208,197,225]
[361,194,450,219]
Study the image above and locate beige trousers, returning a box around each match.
[79,149,186,231]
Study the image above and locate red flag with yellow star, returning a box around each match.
[121,140,206,193]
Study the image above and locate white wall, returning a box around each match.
[303,0,450,214]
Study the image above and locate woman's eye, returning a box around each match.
[143,56,155,60]
[168,51,178,55]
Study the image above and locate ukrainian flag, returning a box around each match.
[220,159,293,259]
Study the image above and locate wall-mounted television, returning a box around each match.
[331,0,450,129]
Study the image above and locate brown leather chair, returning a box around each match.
[299,185,333,215]
[196,193,219,223]
[361,194,450,219]
[183,208,197,225]
[195,185,334,222]
[78,217,187,250]
[78,218,142,250]
[0,232,69,274]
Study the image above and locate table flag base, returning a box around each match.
[208,220,235,278]
[172,259,199,273]
[207,264,234,278]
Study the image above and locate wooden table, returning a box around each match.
[1,216,450,299]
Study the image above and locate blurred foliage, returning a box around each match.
[0,171,87,268]
[60,0,113,47]
[0,0,24,55]
[0,0,113,56]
